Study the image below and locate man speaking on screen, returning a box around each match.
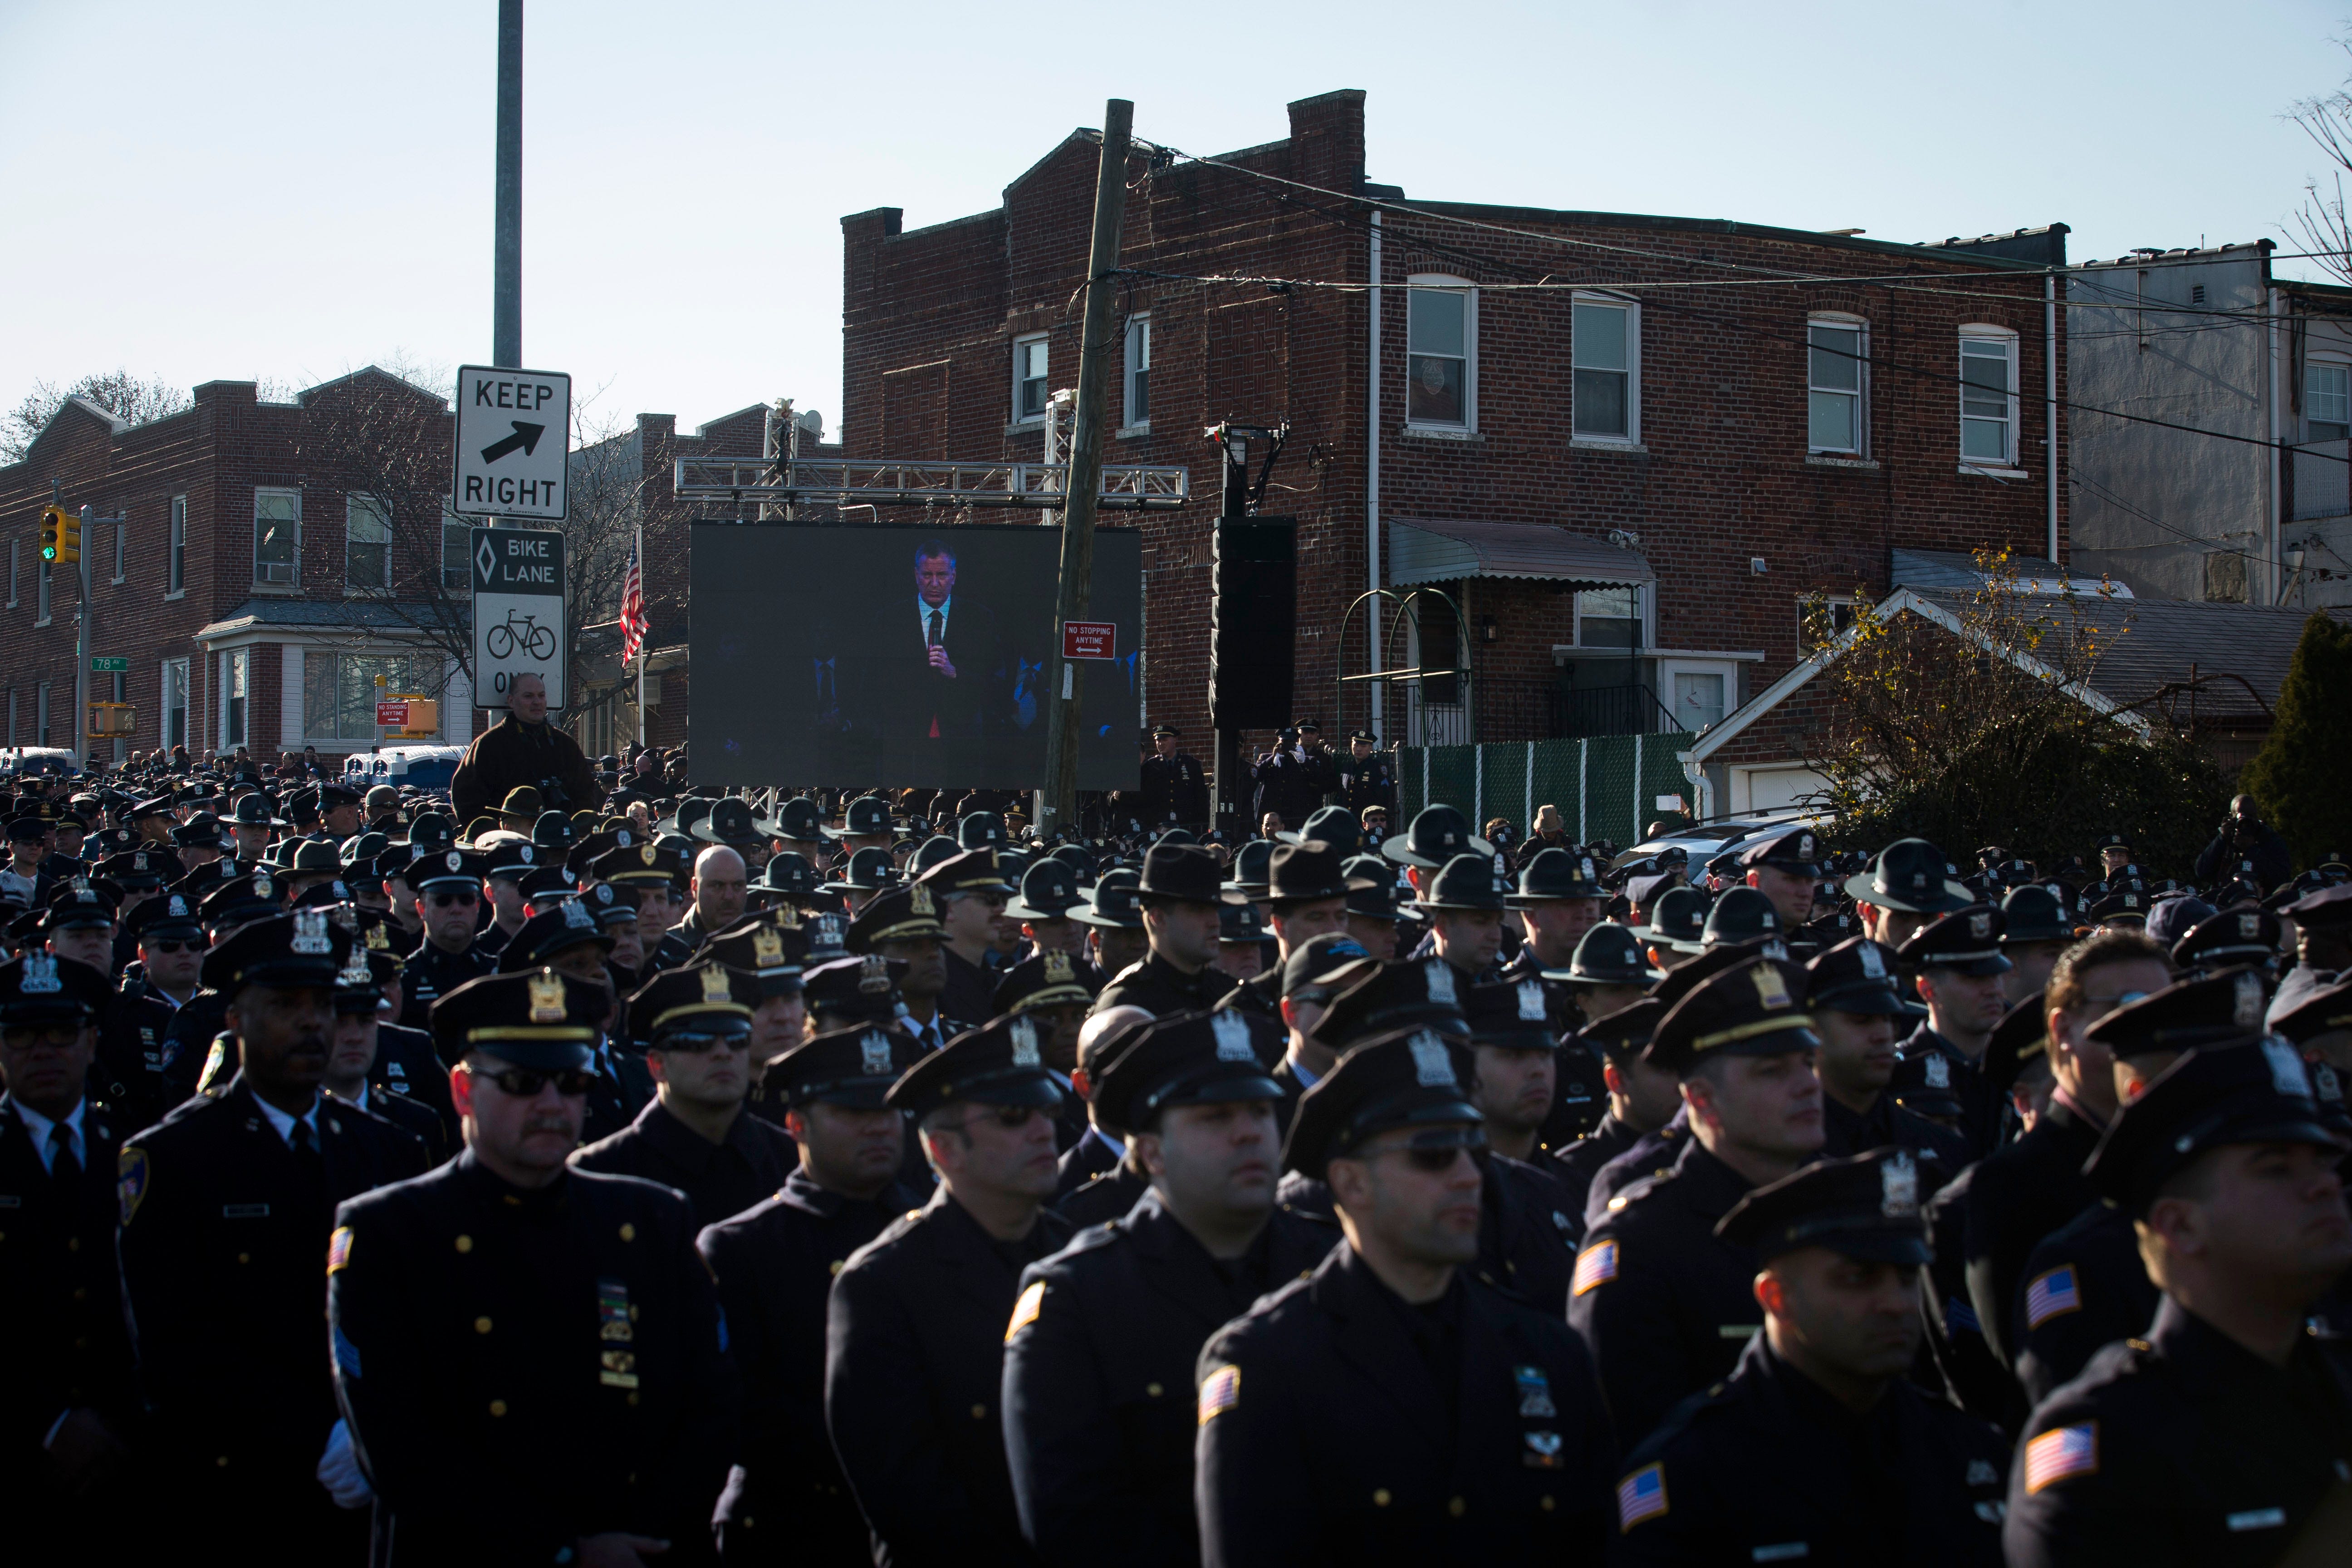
[894,537,1006,753]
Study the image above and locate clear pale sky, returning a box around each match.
[3,0,2345,444]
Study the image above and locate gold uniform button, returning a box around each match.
[619,1223,637,1242]
[1448,1496,1466,1517]
[971,1404,988,1420]
[474,1317,494,1335]
[455,1234,473,1253]
[829,1259,845,1276]
[1146,1382,1164,1398]
[489,1400,508,1417]
[1539,1496,1555,1512]
[1372,1489,1392,1507]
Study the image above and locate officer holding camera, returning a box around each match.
[2190,794,2292,893]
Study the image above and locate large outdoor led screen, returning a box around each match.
[689,521,1143,789]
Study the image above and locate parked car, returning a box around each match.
[1611,807,1828,876]
[0,747,83,780]
[343,745,463,795]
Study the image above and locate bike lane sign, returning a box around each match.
[471,526,567,708]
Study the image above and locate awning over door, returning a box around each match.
[1386,517,1656,588]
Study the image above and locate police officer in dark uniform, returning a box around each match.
[1612,1147,2012,1565]
[398,848,496,1029]
[1248,726,1318,833]
[1807,936,1972,1176]
[1003,1009,1333,1568]
[328,966,737,1564]
[1135,725,1211,832]
[1567,953,1828,1448]
[1094,843,1245,1018]
[1503,849,1612,1141]
[117,911,428,1556]
[1335,730,1395,822]
[571,961,800,1227]
[697,1022,931,1565]
[825,1014,1075,1565]
[2005,978,2352,1567]
[1548,999,1670,1245]
[1895,906,2014,1156]
[920,848,1018,1029]
[44,883,182,1134]
[0,952,137,1558]
[322,945,449,1162]
[1194,1024,1618,1565]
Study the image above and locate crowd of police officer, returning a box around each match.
[2,728,2349,1566]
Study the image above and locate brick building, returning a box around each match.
[0,369,480,768]
[839,89,2067,816]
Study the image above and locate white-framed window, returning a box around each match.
[2308,360,2351,443]
[1012,335,1050,423]
[1959,328,2019,466]
[303,649,441,742]
[1123,315,1151,428]
[1406,278,1475,428]
[346,492,393,590]
[221,648,250,748]
[1807,316,1867,453]
[1573,584,1649,648]
[168,495,186,594]
[255,487,301,586]
[1572,294,1639,442]
[1659,658,1735,735]
[162,657,190,750]
[442,505,471,590]
[1798,595,1859,649]
[111,519,126,583]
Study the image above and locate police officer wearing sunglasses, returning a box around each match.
[1194,1024,1617,1565]
[397,848,496,1030]
[328,966,739,1565]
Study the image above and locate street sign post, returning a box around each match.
[471,526,566,708]
[90,656,128,674]
[453,365,572,519]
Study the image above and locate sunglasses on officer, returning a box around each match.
[143,937,201,954]
[940,1103,1050,1135]
[464,1063,598,1098]
[652,1027,751,1056]
[1358,1123,1489,1174]
[429,887,480,907]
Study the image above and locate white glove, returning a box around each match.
[317,1418,374,1509]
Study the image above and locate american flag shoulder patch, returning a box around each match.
[327,1225,354,1275]
[1617,1462,1669,1530]
[1004,1280,1045,1343]
[2024,1422,2099,1493]
[2025,1267,2081,1329]
[1197,1363,1241,1426]
[1573,1240,1620,1297]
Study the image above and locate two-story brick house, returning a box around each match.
[839,89,2066,817]
[0,368,480,768]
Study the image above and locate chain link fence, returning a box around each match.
[1396,734,1695,850]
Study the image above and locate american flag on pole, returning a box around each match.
[618,530,647,664]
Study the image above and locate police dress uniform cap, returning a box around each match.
[1646,955,1818,1077]
[1150,723,1181,738]
[42,882,120,932]
[1688,884,1782,954]
[1279,932,1371,1000]
[1541,921,1664,987]
[628,961,756,1044]
[1412,853,1507,912]
[1341,855,1401,921]
[2085,967,2277,1060]
[429,968,603,1070]
[565,825,635,873]
[125,792,176,820]
[1507,847,1607,906]
[769,1023,927,1110]
[1737,826,1825,877]
[1804,935,1908,1016]
[917,847,1017,900]
[285,839,342,875]
[404,811,457,852]
[886,1011,1067,1113]
[2083,1036,2343,1213]
[1573,995,1664,1060]
[495,786,545,822]
[412,848,486,891]
[98,848,182,889]
[530,810,577,850]
[582,881,641,929]
[1279,805,1362,856]
[822,794,897,842]
[229,794,287,828]
[1313,953,1471,1047]
[1222,838,1274,898]
[1001,857,1084,921]
[690,797,769,849]
[2084,888,2150,925]
[908,835,962,877]
[656,797,715,840]
[590,840,686,888]
[1068,867,1146,930]
[1632,884,1712,950]
[341,830,389,868]
[1896,905,2013,976]
[2283,882,2352,928]
[496,899,614,973]
[2144,893,2216,951]
[845,882,947,953]
[482,839,544,879]
[956,811,1008,850]
[1379,804,1496,869]
[124,889,206,941]
[751,852,825,905]
[818,845,900,897]
[1280,1024,1484,1181]
[1842,838,1974,914]
[1268,840,1371,904]
[1140,841,1246,905]
[2,815,46,844]
[749,795,820,844]
[2267,972,2352,1045]
[1461,975,1561,1049]
[0,951,112,1025]
[1088,1009,1285,1137]
[703,916,806,981]
[516,865,580,903]
[171,812,229,848]
[334,949,402,1012]
[802,952,906,1024]
[1981,989,2052,1098]
[2092,829,2133,854]
[199,908,356,994]
[990,948,1097,1014]
[315,781,361,810]
[1716,1147,1934,1264]
[1999,882,2076,945]
[1218,901,1265,944]
[1047,843,1098,887]
[292,878,359,911]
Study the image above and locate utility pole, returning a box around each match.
[1037,98,1132,840]
[74,502,91,774]
[493,0,523,372]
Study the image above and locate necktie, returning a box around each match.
[48,1122,80,1187]
[291,1118,324,1187]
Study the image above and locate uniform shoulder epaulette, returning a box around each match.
[1059,1220,1127,1258]
[1607,1167,1679,1213]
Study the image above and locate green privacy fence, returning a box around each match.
[1397,734,1695,849]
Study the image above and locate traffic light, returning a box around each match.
[37,504,80,566]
